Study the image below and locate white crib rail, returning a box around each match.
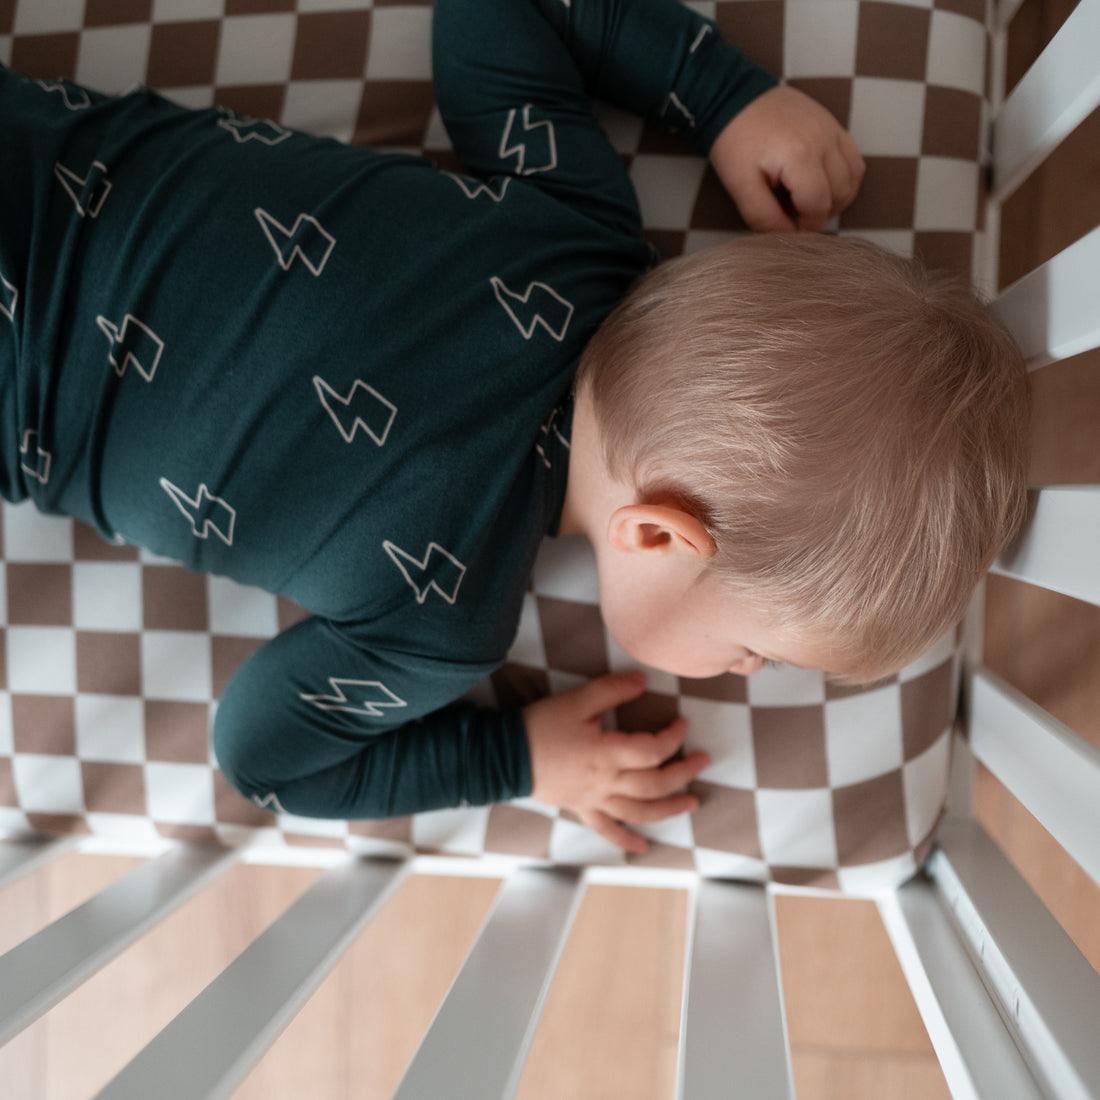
[0,835,75,892]
[991,228,1100,370]
[929,821,1100,1100]
[2,830,1096,1098]
[991,0,1100,200]
[0,845,237,1049]
[881,874,1044,1100]
[946,0,1100,1093]
[968,669,1100,888]
[991,486,1100,604]
[95,857,405,1100]
[677,879,793,1099]
[0,843,803,1100]
[392,866,582,1100]
[882,818,1100,1100]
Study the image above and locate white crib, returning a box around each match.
[1,0,1098,1096]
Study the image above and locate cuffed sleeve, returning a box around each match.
[431,0,778,232]
[213,615,532,819]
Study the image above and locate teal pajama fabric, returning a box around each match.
[0,0,775,819]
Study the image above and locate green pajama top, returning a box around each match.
[0,0,775,818]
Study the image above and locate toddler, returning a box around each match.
[0,0,1028,853]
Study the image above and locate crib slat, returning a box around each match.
[991,0,1100,198]
[94,856,405,1100]
[991,486,1100,604]
[927,818,1100,1100]
[879,881,1044,1100]
[992,228,1100,369]
[392,867,582,1100]
[994,0,1028,30]
[0,834,75,892]
[967,668,1100,889]
[0,844,236,1047]
[677,880,793,1100]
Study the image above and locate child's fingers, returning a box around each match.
[781,159,834,232]
[823,140,864,216]
[839,131,866,191]
[842,151,866,205]
[576,670,648,718]
[605,790,701,826]
[617,750,711,800]
[823,152,854,217]
[608,716,691,769]
[727,170,797,234]
[582,809,649,854]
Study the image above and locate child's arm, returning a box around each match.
[214,621,702,851]
[433,0,862,234]
[213,616,531,820]
[432,0,777,233]
[524,673,711,854]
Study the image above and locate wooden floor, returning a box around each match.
[0,853,956,1100]
[1,1,1096,1096]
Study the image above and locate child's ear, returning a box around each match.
[607,504,716,560]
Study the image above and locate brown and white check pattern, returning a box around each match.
[0,0,988,890]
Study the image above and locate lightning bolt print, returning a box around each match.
[36,79,91,110]
[535,407,571,470]
[19,430,51,485]
[662,92,696,130]
[300,678,408,718]
[0,271,16,322]
[313,375,397,446]
[443,171,511,203]
[54,159,111,217]
[491,276,574,342]
[217,113,292,146]
[383,540,467,605]
[689,24,713,52]
[96,313,164,382]
[251,792,288,815]
[160,479,237,546]
[499,105,557,176]
[255,208,336,276]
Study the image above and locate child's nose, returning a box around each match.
[729,655,766,675]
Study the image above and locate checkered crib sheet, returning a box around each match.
[0,0,990,891]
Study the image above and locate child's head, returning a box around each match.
[575,234,1030,682]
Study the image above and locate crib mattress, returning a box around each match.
[0,0,990,892]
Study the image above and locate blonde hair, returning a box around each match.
[576,235,1030,681]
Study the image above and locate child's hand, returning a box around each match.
[709,85,865,233]
[523,672,710,854]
